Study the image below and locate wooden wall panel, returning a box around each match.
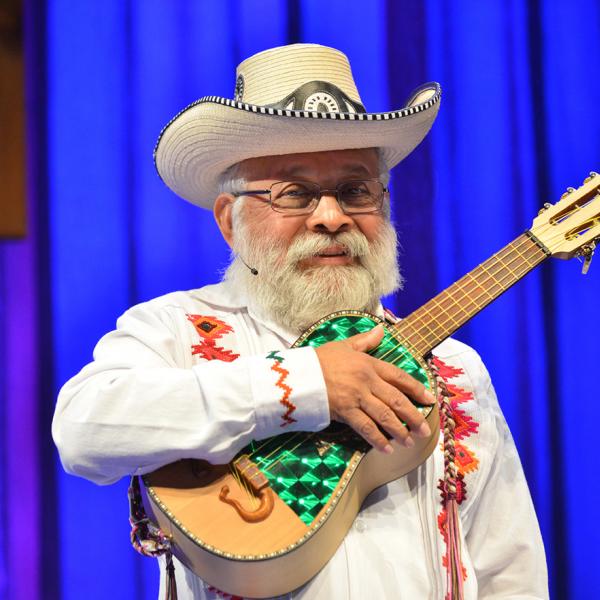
[0,0,26,238]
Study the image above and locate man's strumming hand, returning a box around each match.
[315,325,436,454]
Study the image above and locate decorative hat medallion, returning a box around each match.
[270,81,366,114]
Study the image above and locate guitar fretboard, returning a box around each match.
[393,233,548,357]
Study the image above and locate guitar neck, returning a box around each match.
[393,232,549,357]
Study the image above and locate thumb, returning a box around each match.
[346,324,385,353]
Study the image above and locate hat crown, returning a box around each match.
[234,44,364,111]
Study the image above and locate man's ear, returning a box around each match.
[214,194,235,247]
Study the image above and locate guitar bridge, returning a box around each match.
[233,454,269,493]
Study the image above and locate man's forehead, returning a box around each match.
[236,148,379,181]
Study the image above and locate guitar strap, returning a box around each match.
[128,475,178,599]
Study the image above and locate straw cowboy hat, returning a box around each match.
[154,43,441,209]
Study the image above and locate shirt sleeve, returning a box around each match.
[51,301,330,485]
[463,361,549,599]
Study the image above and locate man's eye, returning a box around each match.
[341,184,372,204]
[277,185,313,201]
[282,189,311,197]
[271,184,314,209]
[344,186,368,196]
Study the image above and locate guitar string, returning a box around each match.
[246,432,320,484]
[232,431,309,484]
[246,430,305,463]
[229,462,258,507]
[383,236,540,355]
[376,235,543,363]
[389,251,539,356]
[249,433,315,475]
[228,202,600,496]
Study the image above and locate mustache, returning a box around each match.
[284,231,370,264]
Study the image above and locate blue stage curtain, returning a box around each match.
[0,1,598,598]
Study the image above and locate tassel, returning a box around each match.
[165,551,178,600]
[445,498,464,600]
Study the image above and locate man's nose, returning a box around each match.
[304,194,354,234]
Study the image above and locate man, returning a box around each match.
[52,44,548,599]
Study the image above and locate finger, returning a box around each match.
[373,359,436,405]
[360,393,415,448]
[344,324,384,353]
[371,380,431,439]
[342,408,394,454]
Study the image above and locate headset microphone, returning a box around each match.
[240,256,259,276]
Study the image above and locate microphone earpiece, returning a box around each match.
[240,256,258,276]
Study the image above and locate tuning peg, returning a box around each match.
[578,242,596,275]
[585,172,599,183]
[538,202,553,215]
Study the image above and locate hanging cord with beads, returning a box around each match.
[380,310,465,598]
[128,476,178,600]
[429,357,465,600]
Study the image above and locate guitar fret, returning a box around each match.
[430,296,462,328]
[398,312,445,353]
[394,234,547,355]
[395,317,437,348]
[388,320,429,360]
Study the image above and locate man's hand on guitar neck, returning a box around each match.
[315,325,437,454]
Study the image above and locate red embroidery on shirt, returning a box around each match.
[186,314,240,362]
[432,356,464,380]
[450,405,479,441]
[267,350,297,427]
[433,356,480,586]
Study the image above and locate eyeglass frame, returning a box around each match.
[230,178,389,215]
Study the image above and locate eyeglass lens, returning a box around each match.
[270,180,384,214]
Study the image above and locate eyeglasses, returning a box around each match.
[231,179,388,215]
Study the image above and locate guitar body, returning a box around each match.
[141,311,440,598]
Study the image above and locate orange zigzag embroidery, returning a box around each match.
[267,350,297,427]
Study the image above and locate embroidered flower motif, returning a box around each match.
[186,314,240,362]
[266,350,297,427]
[450,404,479,442]
[454,442,479,475]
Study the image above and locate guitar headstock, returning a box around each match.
[530,172,600,266]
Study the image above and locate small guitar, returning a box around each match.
[141,173,600,598]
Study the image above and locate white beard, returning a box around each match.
[224,215,402,334]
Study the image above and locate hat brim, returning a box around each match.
[154,82,441,209]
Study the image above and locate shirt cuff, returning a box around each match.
[249,346,330,439]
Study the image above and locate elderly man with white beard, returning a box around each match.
[52,44,548,600]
